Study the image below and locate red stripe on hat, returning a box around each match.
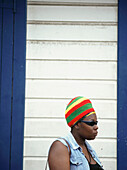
[68,108,95,127]
[65,99,90,119]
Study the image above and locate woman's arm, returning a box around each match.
[48,140,70,170]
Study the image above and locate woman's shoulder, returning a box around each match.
[48,138,70,170]
[49,138,69,154]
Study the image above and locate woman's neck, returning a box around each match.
[71,131,85,147]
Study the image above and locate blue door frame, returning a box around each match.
[117,0,127,169]
[0,0,26,170]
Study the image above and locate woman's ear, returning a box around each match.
[74,122,81,130]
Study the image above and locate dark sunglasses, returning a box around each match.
[80,120,98,126]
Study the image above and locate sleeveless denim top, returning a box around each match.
[57,132,104,170]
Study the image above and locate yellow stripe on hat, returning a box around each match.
[85,112,96,118]
[65,97,87,115]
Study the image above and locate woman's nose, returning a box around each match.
[94,124,98,130]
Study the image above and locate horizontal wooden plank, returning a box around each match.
[24,138,54,156]
[27,24,117,41]
[26,41,117,61]
[24,138,116,157]
[24,119,69,137]
[89,139,116,157]
[100,158,116,170]
[98,119,116,138]
[27,6,117,22]
[24,119,116,138]
[25,99,117,119]
[25,99,67,118]
[25,80,117,99]
[23,157,116,170]
[26,60,117,80]
[27,0,118,4]
[23,158,47,170]
[92,99,117,119]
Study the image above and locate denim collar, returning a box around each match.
[67,132,80,150]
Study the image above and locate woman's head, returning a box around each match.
[65,96,98,140]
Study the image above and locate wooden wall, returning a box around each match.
[24,0,118,169]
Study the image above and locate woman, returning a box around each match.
[48,96,104,170]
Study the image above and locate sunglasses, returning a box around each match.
[80,120,98,126]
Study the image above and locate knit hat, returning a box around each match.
[65,96,95,127]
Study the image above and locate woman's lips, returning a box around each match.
[94,132,98,136]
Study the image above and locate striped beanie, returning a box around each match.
[65,96,95,127]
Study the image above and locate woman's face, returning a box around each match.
[77,114,98,140]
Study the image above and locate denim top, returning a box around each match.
[57,132,104,170]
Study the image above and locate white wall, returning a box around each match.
[24,0,118,169]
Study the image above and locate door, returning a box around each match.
[0,0,26,170]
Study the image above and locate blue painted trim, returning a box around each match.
[10,0,26,169]
[0,8,14,170]
[0,0,13,9]
[117,0,127,169]
[0,0,26,169]
[0,7,2,104]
